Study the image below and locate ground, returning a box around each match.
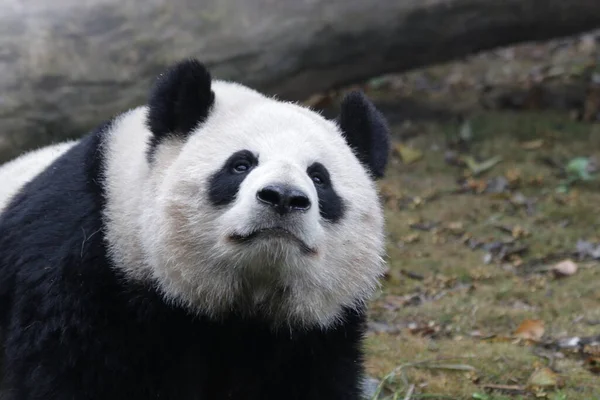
[316,31,600,399]
[365,111,600,399]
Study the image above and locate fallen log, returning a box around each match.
[1,0,600,161]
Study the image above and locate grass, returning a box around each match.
[364,110,600,399]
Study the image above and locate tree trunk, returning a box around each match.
[1,0,600,161]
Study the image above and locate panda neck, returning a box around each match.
[102,107,157,282]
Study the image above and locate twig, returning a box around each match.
[370,356,476,399]
[403,384,415,400]
[400,269,425,281]
[413,363,476,371]
[482,383,526,393]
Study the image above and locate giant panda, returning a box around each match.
[0,59,390,400]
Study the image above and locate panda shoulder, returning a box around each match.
[0,141,78,213]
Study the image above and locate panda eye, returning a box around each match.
[232,160,252,174]
[223,150,258,176]
[310,173,324,186]
[307,163,330,187]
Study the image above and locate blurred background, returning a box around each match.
[1,1,600,398]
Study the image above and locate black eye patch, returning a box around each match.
[208,150,258,206]
[307,162,345,223]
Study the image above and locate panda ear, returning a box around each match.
[147,59,215,144]
[337,91,390,179]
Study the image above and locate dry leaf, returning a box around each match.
[514,319,545,341]
[526,367,563,389]
[520,139,544,150]
[394,143,423,164]
[407,321,441,337]
[446,221,465,235]
[463,155,503,176]
[505,169,522,187]
[511,225,529,239]
[464,178,488,193]
[553,259,578,277]
[382,294,424,310]
[510,255,523,267]
[585,356,600,374]
[400,233,420,244]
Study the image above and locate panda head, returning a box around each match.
[116,59,390,329]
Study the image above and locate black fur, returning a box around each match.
[208,150,259,207]
[0,128,366,400]
[209,152,346,223]
[146,59,215,161]
[307,162,345,223]
[338,91,390,178]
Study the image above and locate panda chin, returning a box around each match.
[229,227,317,255]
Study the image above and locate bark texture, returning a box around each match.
[1,0,600,161]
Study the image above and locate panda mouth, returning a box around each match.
[229,228,316,255]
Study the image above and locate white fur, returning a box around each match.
[0,141,77,213]
[103,80,387,329]
[0,81,385,330]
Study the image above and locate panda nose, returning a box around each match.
[256,185,311,215]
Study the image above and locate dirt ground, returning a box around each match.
[320,31,600,399]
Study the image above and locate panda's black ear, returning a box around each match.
[147,59,215,144]
[337,91,390,179]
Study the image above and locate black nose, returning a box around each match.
[256,185,311,215]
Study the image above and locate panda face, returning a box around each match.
[105,61,390,329]
[201,96,349,256]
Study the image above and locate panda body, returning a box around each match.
[0,141,76,212]
[0,60,390,400]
